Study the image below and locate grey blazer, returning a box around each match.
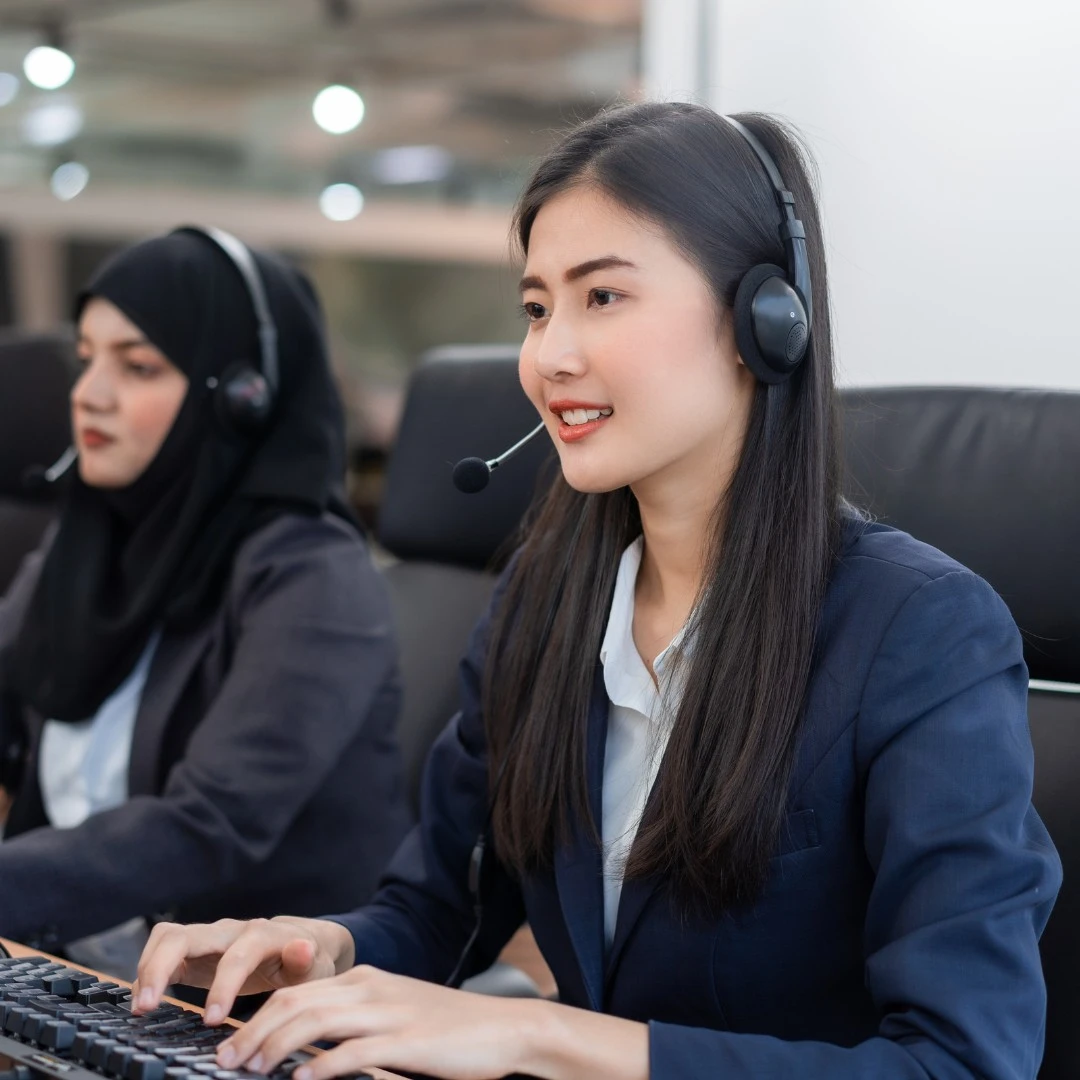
[0,512,411,952]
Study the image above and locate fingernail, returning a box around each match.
[217,1045,235,1068]
[138,989,155,1010]
[205,1005,224,1025]
[249,1054,265,1074]
[294,1069,312,1080]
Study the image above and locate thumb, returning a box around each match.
[279,938,317,982]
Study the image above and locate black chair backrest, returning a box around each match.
[378,347,554,811]
[839,386,1080,1079]
[0,330,73,593]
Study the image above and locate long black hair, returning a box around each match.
[483,101,843,914]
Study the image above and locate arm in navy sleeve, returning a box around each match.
[649,570,1061,1080]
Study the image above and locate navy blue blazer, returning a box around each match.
[329,517,1061,1080]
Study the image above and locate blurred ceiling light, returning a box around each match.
[23,45,75,90]
[319,182,364,221]
[313,84,365,134]
[371,145,452,185]
[0,73,18,107]
[21,100,83,146]
[50,160,88,200]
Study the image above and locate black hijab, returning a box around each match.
[11,228,352,722]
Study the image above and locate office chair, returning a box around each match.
[0,331,74,594]
[839,386,1080,1080]
[378,345,555,815]
[377,346,555,998]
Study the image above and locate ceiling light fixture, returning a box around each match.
[24,45,74,91]
[51,161,89,200]
[22,100,83,146]
[0,72,18,107]
[313,84,364,134]
[319,182,364,221]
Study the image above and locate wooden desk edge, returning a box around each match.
[1,939,403,1080]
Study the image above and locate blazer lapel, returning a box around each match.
[127,625,213,797]
[605,804,663,985]
[552,664,607,1011]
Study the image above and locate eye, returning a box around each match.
[519,301,548,322]
[125,359,162,378]
[588,288,621,309]
[75,353,92,369]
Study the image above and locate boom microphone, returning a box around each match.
[452,421,546,493]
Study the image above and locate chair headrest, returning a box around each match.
[378,346,555,569]
[0,330,74,500]
[840,386,1080,683]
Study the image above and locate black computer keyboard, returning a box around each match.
[0,955,359,1080]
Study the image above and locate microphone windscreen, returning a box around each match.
[452,457,491,494]
[21,464,49,492]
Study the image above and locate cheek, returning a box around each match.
[125,384,187,450]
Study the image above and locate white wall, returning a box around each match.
[643,0,1080,389]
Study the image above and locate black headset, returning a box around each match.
[724,116,814,385]
[173,225,280,435]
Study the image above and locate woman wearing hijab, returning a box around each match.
[0,227,411,979]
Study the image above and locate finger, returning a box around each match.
[203,920,286,1023]
[215,984,311,1069]
[292,1037,403,1080]
[134,922,215,1013]
[218,988,383,1074]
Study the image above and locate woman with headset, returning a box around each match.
[133,105,1059,1080]
[0,228,410,979]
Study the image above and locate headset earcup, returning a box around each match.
[214,362,273,435]
[733,263,809,384]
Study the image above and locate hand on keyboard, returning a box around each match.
[132,919,355,1025]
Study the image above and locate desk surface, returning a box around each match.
[1,939,404,1080]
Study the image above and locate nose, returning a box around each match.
[71,357,117,414]
[531,311,587,382]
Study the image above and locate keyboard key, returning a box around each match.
[127,1056,168,1080]
[80,984,119,1005]
[40,1019,78,1051]
[3,1004,37,1036]
[73,1031,100,1060]
[21,1011,52,1042]
[88,1037,122,1069]
[107,1046,142,1076]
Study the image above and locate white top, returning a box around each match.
[599,538,688,951]
[39,630,160,828]
[36,630,161,979]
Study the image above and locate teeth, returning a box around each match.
[559,407,613,426]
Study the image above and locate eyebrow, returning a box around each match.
[76,336,153,351]
[519,255,639,293]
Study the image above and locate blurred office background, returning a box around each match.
[0,0,1078,506]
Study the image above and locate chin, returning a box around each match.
[78,463,132,490]
[559,462,634,495]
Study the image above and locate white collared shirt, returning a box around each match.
[599,537,688,951]
[34,630,161,979]
[39,630,161,829]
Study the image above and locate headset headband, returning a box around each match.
[723,116,813,329]
[176,225,280,394]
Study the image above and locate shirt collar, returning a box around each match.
[599,537,692,716]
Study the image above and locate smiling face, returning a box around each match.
[72,296,190,489]
[518,183,756,504]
